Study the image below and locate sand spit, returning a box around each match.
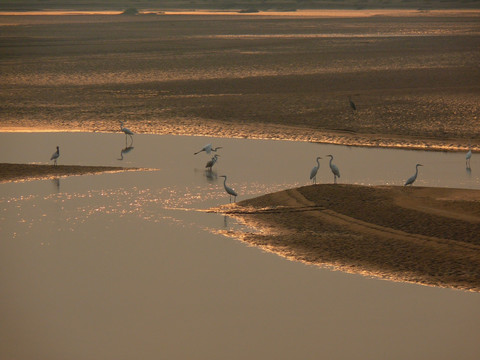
[2,120,478,153]
[215,184,480,292]
[0,163,144,183]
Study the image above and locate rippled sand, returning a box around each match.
[1,11,479,150]
[216,184,480,292]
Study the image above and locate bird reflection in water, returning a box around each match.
[193,166,219,183]
[205,169,218,182]
[118,145,134,161]
[51,177,60,192]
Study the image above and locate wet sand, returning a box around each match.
[217,184,480,291]
[1,11,479,151]
[0,163,138,183]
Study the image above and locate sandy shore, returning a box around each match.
[216,184,480,292]
[0,163,140,183]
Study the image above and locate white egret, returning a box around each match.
[206,154,220,170]
[120,121,134,143]
[404,164,423,186]
[194,143,222,155]
[326,155,340,183]
[220,175,237,202]
[466,149,472,167]
[50,146,60,166]
[348,96,357,111]
[309,156,322,184]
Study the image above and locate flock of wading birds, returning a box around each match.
[48,119,474,203]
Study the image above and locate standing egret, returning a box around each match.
[404,164,423,186]
[326,155,340,184]
[120,121,134,144]
[309,156,322,184]
[219,175,238,202]
[194,144,222,155]
[348,96,357,112]
[50,146,60,166]
[466,149,472,167]
[206,154,220,170]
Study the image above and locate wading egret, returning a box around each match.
[220,175,237,202]
[466,149,472,167]
[206,154,220,170]
[50,146,60,166]
[120,121,134,143]
[194,144,222,155]
[404,164,423,186]
[326,155,340,183]
[309,156,322,184]
[348,96,357,111]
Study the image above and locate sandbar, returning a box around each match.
[0,163,140,183]
[217,184,480,292]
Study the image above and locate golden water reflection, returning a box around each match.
[1,133,480,360]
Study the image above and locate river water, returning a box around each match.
[1,132,479,360]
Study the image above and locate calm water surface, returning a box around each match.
[1,133,479,360]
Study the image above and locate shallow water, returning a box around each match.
[1,132,479,360]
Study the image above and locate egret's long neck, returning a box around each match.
[329,157,333,166]
[223,177,227,186]
[316,158,320,167]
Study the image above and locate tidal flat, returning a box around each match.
[1,10,479,150]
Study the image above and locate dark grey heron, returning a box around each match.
[206,154,220,170]
[404,164,423,186]
[50,146,60,166]
[348,96,357,112]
